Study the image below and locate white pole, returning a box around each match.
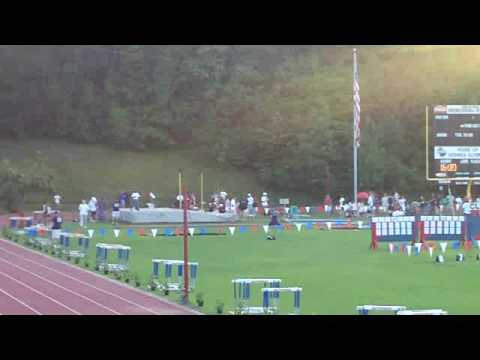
[353,48,358,210]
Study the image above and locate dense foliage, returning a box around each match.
[0,156,53,211]
[1,45,478,198]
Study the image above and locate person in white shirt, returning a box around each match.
[399,197,406,212]
[230,197,237,214]
[455,197,463,214]
[367,194,374,211]
[78,200,89,228]
[220,191,227,201]
[176,193,184,209]
[148,192,156,208]
[261,192,269,207]
[131,192,141,211]
[53,194,62,210]
[88,197,97,221]
[463,198,472,215]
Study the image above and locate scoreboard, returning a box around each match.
[430,105,480,179]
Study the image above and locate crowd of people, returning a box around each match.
[37,189,480,235]
[330,191,479,218]
[206,191,270,217]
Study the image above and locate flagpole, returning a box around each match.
[353,48,358,210]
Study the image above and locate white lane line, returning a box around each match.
[0,270,80,315]
[0,244,162,315]
[0,288,41,315]
[0,255,121,315]
[0,238,201,314]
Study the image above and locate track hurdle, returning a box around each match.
[356,305,407,315]
[232,278,282,314]
[152,259,199,291]
[9,216,33,230]
[59,233,90,258]
[370,217,417,250]
[397,309,447,315]
[96,243,130,272]
[262,287,303,315]
[25,225,51,247]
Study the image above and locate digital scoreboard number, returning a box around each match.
[430,105,480,179]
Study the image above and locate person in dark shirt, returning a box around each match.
[269,211,280,226]
[51,211,63,242]
[112,201,120,225]
[51,211,63,230]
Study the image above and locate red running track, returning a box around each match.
[0,238,201,315]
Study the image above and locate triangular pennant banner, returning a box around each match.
[99,228,106,237]
[127,228,134,237]
[113,229,120,238]
[189,228,195,236]
[228,226,236,236]
[440,242,448,253]
[87,229,95,238]
[406,245,412,256]
[305,206,310,213]
[428,246,434,258]
[295,223,302,232]
[151,228,158,237]
[326,222,332,230]
[263,225,269,234]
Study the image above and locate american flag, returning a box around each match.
[353,48,361,148]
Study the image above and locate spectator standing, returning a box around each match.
[381,194,389,214]
[247,193,255,217]
[131,192,141,211]
[112,200,120,225]
[53,194,62,211]
[149,192,156,208]
[88,197,97,222]
[367,193,374,214]
[324,194,333,216]
[51,211,63,241]
[97,198,107,222]
[463,198,472,215]
[455,196,463,214]
[119,192,126,208]
[225,197,231,213]
[78,200,89,228]
[230,197,237,214]
[176,193,184,209]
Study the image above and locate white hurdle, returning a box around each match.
[232,278,282,314]
[356,305,407,315]
[397,309,447,315]
[262,287,302,315]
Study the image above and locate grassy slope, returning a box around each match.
[60,221,480,315]
[0,139,313,211]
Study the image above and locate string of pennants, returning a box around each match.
[73,220,365,239]
[246,206,327,215]
[386,240,480,256]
